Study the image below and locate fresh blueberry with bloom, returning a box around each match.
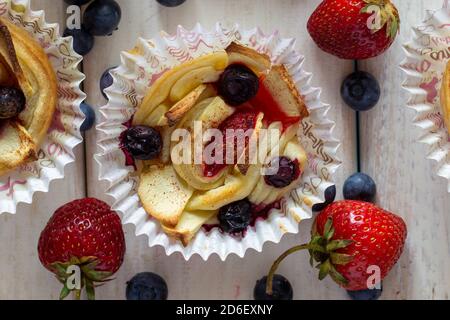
[100,66,116,99]
[63,26,94,56]
[312,185,336,212]
[254,274,293,300]
[126,272,168,300]
[156,0,186,7]
[80,102,95,131]
[83,0,122,36]
[347,284,383,300]
[341,71,380,111]
[343,172,377,203]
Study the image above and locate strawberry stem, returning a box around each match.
[266,218,355,294]
[265,244,310,295]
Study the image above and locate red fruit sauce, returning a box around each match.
[202,77,301,178]
[250,77,301,129]
[202,107,259,177]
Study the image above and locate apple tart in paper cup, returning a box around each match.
[96,23,341,260]
[401,1,450,192]
[0,0,85,214]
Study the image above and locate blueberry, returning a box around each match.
[80,102,95,131]
[83,0,121,36]
[343,172,377,203]
[0,87,25,119]
[312,185,336,212]
[100,67,116,99]
[126,272,168,300]
[156,0,186,7]
[254,275,293,300]
[63,26,94,56]
[122,126,162,160]
[347,284,382,300]
[63,0,92,5]
[264,156,300,188]
[218,64,259,106]
[341,71,380,111]
[218,199,252,233]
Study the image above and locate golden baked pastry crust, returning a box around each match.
[440,60,450,134]
[0,18,57,176]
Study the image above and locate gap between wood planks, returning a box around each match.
[354,59,362,173]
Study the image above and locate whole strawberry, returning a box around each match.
[265,200,406,294]
[307,0,400,59]
[38,198,125,300]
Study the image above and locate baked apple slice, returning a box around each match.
[133,51,229,125]
[161,210,217,246]
[138,165,194,227]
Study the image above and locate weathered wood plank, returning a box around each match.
[359,0,450,299]
[0,0,86,299]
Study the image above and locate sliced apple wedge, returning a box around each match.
[171,96,235,191]
[186,163,261,211]
[0,120,37,176]
[165,84,216,126]
[145,103,169,127]
[161,210,217,246]
[263,65,309,119]
[133,51,229,125]
[170,66,222,102]
[226,42,271,75]
[138,165,194,227]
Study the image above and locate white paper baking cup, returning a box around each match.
[0,0,85,214]
[401,1,450,192]
[96,23,341,260]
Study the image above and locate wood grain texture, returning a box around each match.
[359,0,450,299]
[1,0,448,300]
[83,0,355,300]
[0,0,86,299]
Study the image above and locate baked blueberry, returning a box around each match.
[341,71,380,111]
[347,284,382,300]
[218,64,259,106]
[100,66,116,99]
[264,156,300,188]
[63,26,94,56]
[312,185,336,212]
[63,0,92,6]
[126,272,168,300]
[83,0,121,36]
[254,275,293,300]
[218,199,252,233]
[343,172,377,203]
[122,126,162,160]
[80,102,95,131]
[156,0,186,7]
[0,87,26,119]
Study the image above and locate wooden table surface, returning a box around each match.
[0,0,449,300]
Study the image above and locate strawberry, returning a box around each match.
[38,198,126,300]
[307,0,400,60]
[266,200,406,293]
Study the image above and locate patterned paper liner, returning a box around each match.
[0,0,85,214]
[401,1,450,192]
[96,23,341,260]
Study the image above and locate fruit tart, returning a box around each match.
[0,17,57,176]
[440,60,450,135]
[124,41,310,246]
